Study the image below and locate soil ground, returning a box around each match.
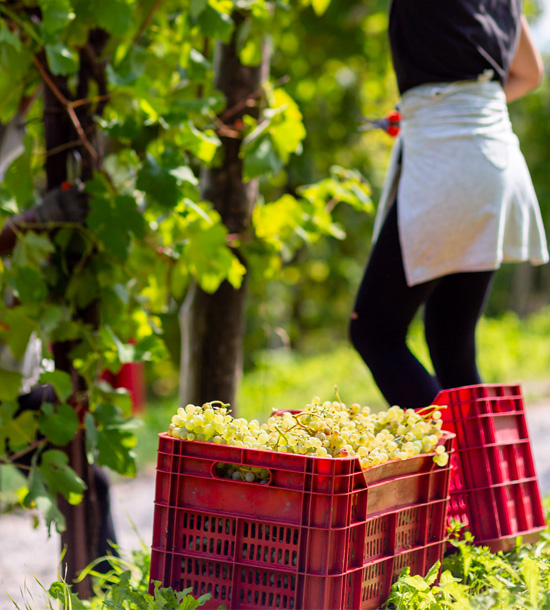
[1,399,550,609]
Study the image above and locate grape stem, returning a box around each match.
[416,405,447,417]
[333,386,344,407]
[274,425,289,445]
[208,400,231,412]
[289,412,319,434]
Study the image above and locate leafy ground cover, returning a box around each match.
[9,519,550,610]
[8,544,216,610]
[385,520,550,610]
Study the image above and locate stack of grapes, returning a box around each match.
[166,396,449,471]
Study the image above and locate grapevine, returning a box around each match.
[166,397,449,472]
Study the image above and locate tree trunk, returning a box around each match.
[180,16,269,410]
[43,70,103,599]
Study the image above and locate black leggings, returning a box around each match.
[349,202,495,409]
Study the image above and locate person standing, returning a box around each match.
[349,0,548,409]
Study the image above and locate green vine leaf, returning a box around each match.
[87,193,144,261]
[3,134,34,207]
[196,5,234,42]
[38,304,72,333]
[253,194,303,249]
[187,48,212,82]
[39,448,87,505]
[242,134,283,181]
[104,325,136,364]
[66,268,100,308]
[38,0,75,35]
[94,403,140,476]
[164,93,225,123]
[93,0,133,34]
[0,33,33,121]
[24,466,66,534]
[136,153,181,208]
[38,402,79,446]
[183,221,246,293]
[190,0,208,19]
[177,122,220,163]
[3,405,37,450]
[12,231,56,269]
[39,370,74,402]
[133,334,168,363]
[45,42,79,76]
[3,307,36,360]
[11,266,48,303]
[107,45,148,86]
[268,89,307,163]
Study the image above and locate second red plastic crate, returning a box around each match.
[433,383,546,550]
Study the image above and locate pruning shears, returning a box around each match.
[359,109,401,137]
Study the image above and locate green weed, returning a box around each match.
[385,524,550,610]
[8,545,223,610]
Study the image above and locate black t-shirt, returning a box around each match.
[389,0,522,95]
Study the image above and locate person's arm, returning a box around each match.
[504,15,544,103]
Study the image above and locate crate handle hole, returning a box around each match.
[212,462,272,485]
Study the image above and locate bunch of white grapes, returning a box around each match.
[166,397,449,471]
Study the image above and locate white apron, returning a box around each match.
[372,78,549,286]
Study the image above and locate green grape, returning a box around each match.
[434,453,449,467]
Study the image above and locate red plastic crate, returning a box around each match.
[433,383,546,551]
[149,432,454,609]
